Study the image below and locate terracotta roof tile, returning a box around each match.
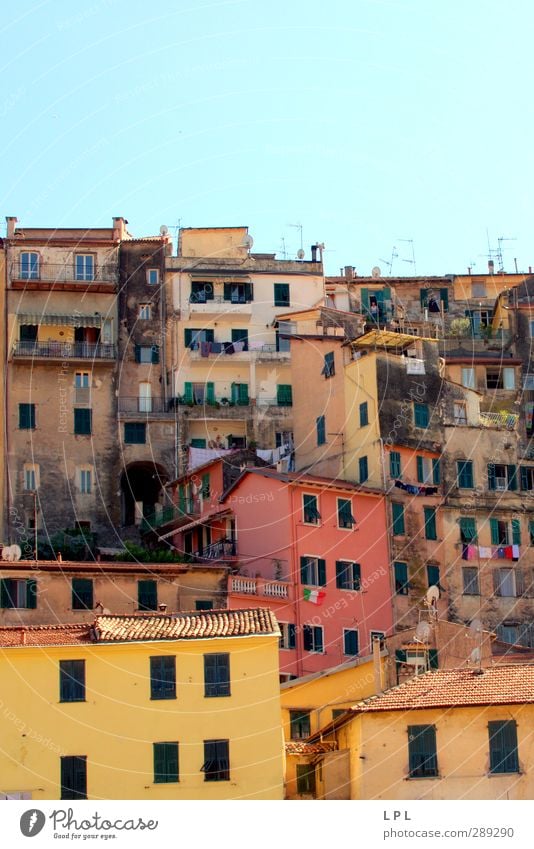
[285,741,338,755]
[94,608,279,642]
[0,624,92,647]
[353,665,534,713]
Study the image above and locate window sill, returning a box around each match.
[59,699,86,704]
[150,695,177,701]
[204,693,231,699]
[406,774,440,781]
[487,770,521,777]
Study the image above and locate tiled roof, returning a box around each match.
[222,468,380,500]
[94,609,279,642]
[285,741,338,755]
[353,666,534,713]
[0,609,279,648]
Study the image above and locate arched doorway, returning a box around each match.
[120,462,169,526]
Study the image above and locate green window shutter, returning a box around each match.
[153,743,166,782]
[178,485,186,512]
[512,519,521,546]
[316,415,326,445]
[223,283,232,300]
[424,507,437,540]
[335,561,347,589]
[488,464,496,490]
[427,565,440,587]
[507,465,518,491]
[360,288,369,314]
[458,461,473,488]
[414,403,429,428]
[154,742,179,783]
[134,344,141,363]
[231,328,248,343]
[151,346,160,364]
[231,383,238,404]
[408,725,438,777]
[395,649,407,663]
[184,382,193,403]
[432,458,440,485]
[239,384,249,405]
[300,556,309,585]
[244,282,253,302]
[440,288,449,311]
[359,456,368,483]
[459,517,477,542]
[190,439,206,448]
[318,559,326,586]
[72,578,93,610]
[74,409,91,435]
[277,385,293,406]
[359,402,368,427]
[420,288,428,308]
[490,517,500,546]
[394,562,408,593]
[488,721,519,774]
[428,648,439,669]
[530,520,534,546]
[390,451,401,479]
[26,579,37,609]
[0,579,13,608]
[19,404,35,429]
[416,456,425,483]
[201,473,211,498]
[392,503,405,535]
[138,579,157,611]
[184,329,193,347]
[520,467,530,491]
[274,283,290,306]
[206,382,215,404]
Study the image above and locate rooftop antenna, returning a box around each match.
[288,222,304,258]
[496,236,516,273]
[279,236,288,260]
[398,239,417,275]
[379,245,398,275]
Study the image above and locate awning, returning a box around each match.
[157,508,232,541]
[18,314,103,327]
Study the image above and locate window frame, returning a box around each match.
[337,497,356,530]
[289,710,311,740]
[302,624,324,653]
[138,303,152,320]
[146,268,160,286]
[302,493,321,525]
[316,415,326,446]
[408,724,438,779]
[488,720,519,774]
[343,628,359,656]
[273,282,290,307]
[74,253,95,281]
[202,739,230,782]
[124,422,147,444]
[153,742,179,784]
[204,653,231,698]
[60,755,87,800]
[462,566,480,595]
[23,464,39,491]
[279,622,296,650]
[150,655,177,700]
[59,659,86,703]
[73,408,92,436]
[413,402,430,429]
[19,403,35,430]
[335,560,361,591]
[323,351,335,378]
[20,251,40,280]
[300,556,326,587]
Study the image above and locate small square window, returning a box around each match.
[19,403,35,429]
[74,409,92,436]
[124,422,146,444]
[147,269,160,286]
[413,402,429,428]
[290,710,311,740]
[138,304,152,320]
[343,628,359,656]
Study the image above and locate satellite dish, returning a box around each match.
[159,225,169,236]
[469,617,483,637]
[414,621,432,643]
[371,266,381,279]
[11,545,21,561]
[425,586,440,605]
[242,234,254,249]
[297,248,305,260]
[469,647,481,665]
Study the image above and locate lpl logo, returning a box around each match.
[20,809,46,837]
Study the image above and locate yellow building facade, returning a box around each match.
[0,608,283,800]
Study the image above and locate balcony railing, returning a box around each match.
[10,261,118,284]
[118,396,167,413]
[193,539,237,560]
[479,411,518,430]
[13,341,116,360]
[188,295,253,305]
[188,343,291,359]
[140,500,200,533]
[229,575,290,599]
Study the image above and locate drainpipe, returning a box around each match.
[289,486,303,677]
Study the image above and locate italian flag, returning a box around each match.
[303,588,326,605]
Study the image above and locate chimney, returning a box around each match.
[5,216,17,239]
[112,217,128,241]
[344,265,354,280]
[488,259,495,275]
[372,635,383,694]
[311,244,318,263]
[158,603,168,613]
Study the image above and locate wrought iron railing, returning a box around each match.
[10,261,118,284]
[13,341,116,360]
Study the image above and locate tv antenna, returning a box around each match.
[279,236,288,260]
[379,245,398,276]
[288,222,304,258]
[398,239,417,275]
[496,236,516,273]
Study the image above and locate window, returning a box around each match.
[413,402,429,428]
[426,564,440,587]
[184,328,215,349]
[201,473,210,499]
[370,630,386,649]
[72,578,93,610]
[138,579,157,611]
[0,578,37,609]
[323,351,335,378]
[316,415,326,445]
[74,409,91,436]
[150,656,176,700]
[303,625,324,653]
[124,422,146,444]
[408,725,438,778]
[290,710,311,740]
[23,464,38,491]
[424,507,437,540]
[202,739,230,781]
[19,403,35,429]
[358,456,369,484]
[231,328,249,347]
[488,464,518,491]
[392,503,405,535]
[343,628,359,656]
[231,382,249,406]
[153,742,179,783]
[488,721,519,774]
[78,468,92,494]
[389,451,401,479]
[59,660,85,702]
[359,401,369,427]
[459,517,477,543]
[276,384,293,406]
[337,498,356,529]
[296,764,316,796]
[75,254,94,281]
[224,282,252,303]
[138,304,151,320]
[300,556,326,586]
[204,653,230,697]
[190,281,213,302]
[493,568,516,597]
[490,518,509,546]
[195,600,213,611]
[274,282,290,306]
[530,520,534,546]
[190,439,206,449]
[20,252,39,280]
[60,756,87,800]
[302,494,321,525]
[420,287,448,312]
[461,368,476,389]
[454,401,467,424]
[135,345,160,364]
[335,560,361,591]
[394,562,409,595]
[512,519,521,546]
[457,460,474,489]
[471,281,486,298]
[520,467,534,491]
[462,567,480,595]
[416,456,432,484]
[486,367,515,390]
[75,371,90,388]
[279,622,296,650]
[147,269,160,286]
[432,458,440,485]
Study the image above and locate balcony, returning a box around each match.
[193,539,237,561]
[479,411,518,430]
[10,261,118,291]
[187,295,253,316]
[12,341,116,362]
[228,575,291,599]
[118,396,169,418]
[140,500,200,534]
[188,343,291,362]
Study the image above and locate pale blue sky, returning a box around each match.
[1,0,532,274]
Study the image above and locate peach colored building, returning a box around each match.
[221,469,393,679]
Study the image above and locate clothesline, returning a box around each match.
[462,543,520,561]
[394,479,439,496]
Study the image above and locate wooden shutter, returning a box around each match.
[183,382,193,403]
[206,382,215,404]
[303,625,313,651]
[512,519,521,546]
[360,288,369,313]
[238,383,249,405]
[408,725,437,777]
[488,720,518,773]
[134,344,141,363]
[493,569,502,596]
[429,649,439,669]
[300,557,309,585]
[223,283,232,300]
[507,465,518,491]
[151,345,160,364]
[184,329,193,347]
[25,579,37,609]
[520,466,530,491]
[335,561,347,589]
[417,456,424,483]
[490,517,500,545]
[314,627,324,653]
[420,288,428,308]
[318,559,326,586]
[488,464,496,490]
[432,458,440,484]
[440,287,449,311]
